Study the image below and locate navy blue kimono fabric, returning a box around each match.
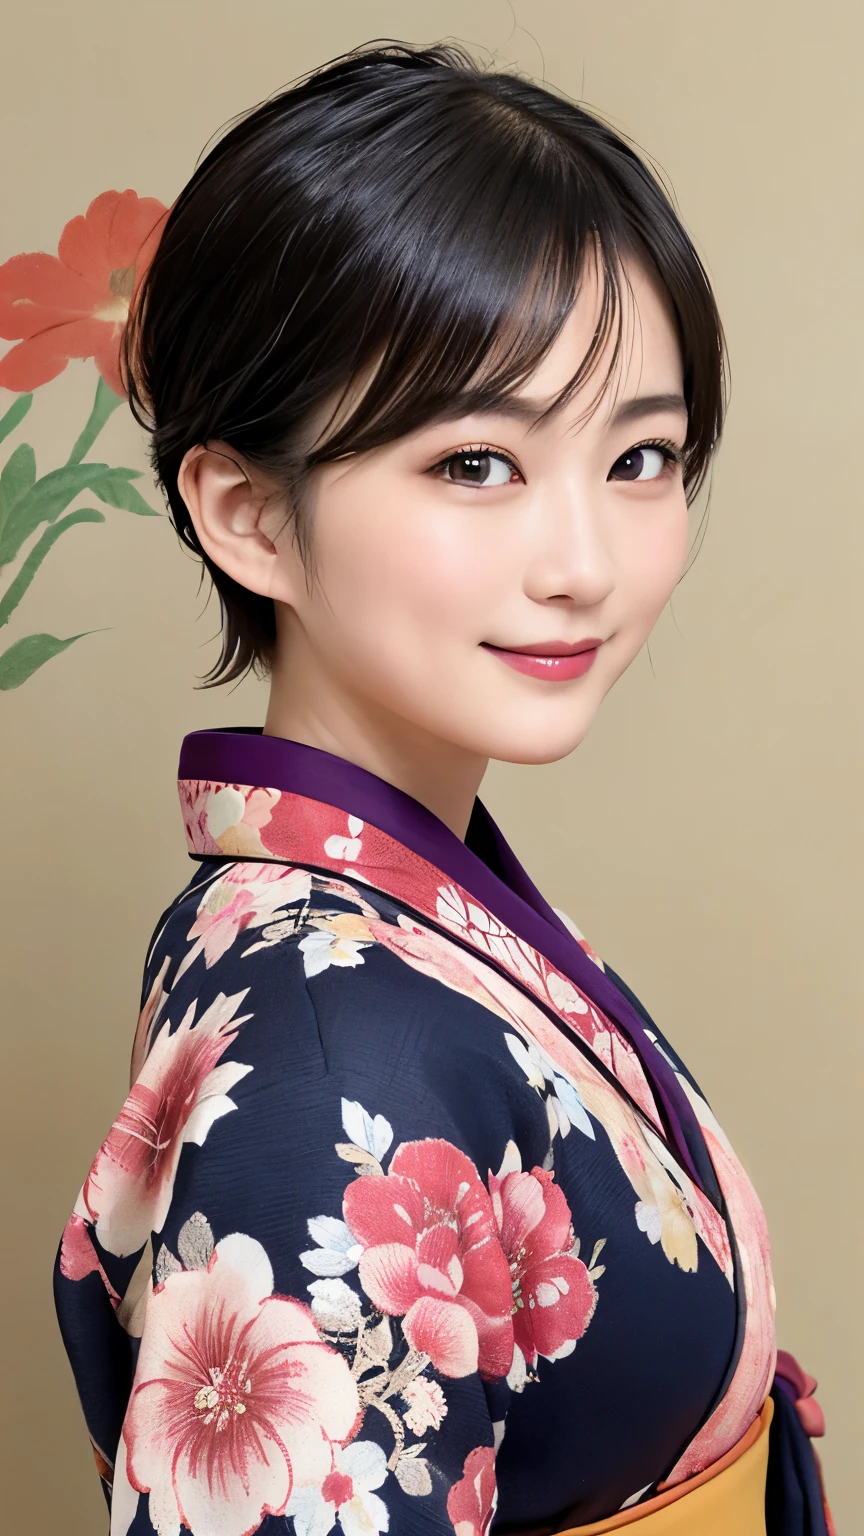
[52,732,830,1536]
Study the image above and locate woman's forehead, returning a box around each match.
[524,262,684,415]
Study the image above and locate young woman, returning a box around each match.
[54,44,832,1536]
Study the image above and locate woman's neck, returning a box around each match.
[263,685,488,841]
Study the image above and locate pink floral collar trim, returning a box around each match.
[178,776,662,1131]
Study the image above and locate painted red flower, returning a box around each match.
[489,1162,597,1369]
[123,1232,360,1536]
[446,1446,498,1536]
[0,188,167,396]
[80,989,253,1257]
[343,1138,513,1380]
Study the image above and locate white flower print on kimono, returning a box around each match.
[288,1439,389,1536]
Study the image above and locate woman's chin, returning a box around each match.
[460,710,601,767]
[490,733,594,767]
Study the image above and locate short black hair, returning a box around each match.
[125,41,727,686]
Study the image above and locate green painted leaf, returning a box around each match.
[0,394,33,447]
[0,463,109,565]
[0,443,37,547]
[0,508,106,629]
[88,466,159,517]
[0,459,158,567]
[0,630,91,690]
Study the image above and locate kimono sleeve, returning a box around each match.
[54,917,537,1536]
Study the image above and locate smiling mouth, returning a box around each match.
[481,638,603,681]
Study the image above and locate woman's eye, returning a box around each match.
[608,445,675,483]
[439,450,517,487]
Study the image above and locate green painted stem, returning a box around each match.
[66,376,124,466]
[0,507,105,629]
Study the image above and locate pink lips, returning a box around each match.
[482,638,603,681]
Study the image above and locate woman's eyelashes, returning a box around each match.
[607,439,683,483]
[431,445,523,487]
[429,437,684,489]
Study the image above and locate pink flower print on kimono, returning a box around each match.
[120,1231,361,1536]
[176,863,313,979]
[129,954,171,1087]
[447,1445,498,1536]
[287,1438,389,1536]
[434,889,655,1122]
[401,1375,448,1434]
[178,779,281,857]
[489,1143,600,1387]
[58,1208,120,1295]
[79,989,253,1256]
[662,1073,776,1484]
[343,1138,514,1380]
[436,884,539,983]
[437,886,592,1010]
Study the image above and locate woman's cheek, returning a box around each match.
[630,505,689,625]
[388,527,495,637]
[315,542,462,680]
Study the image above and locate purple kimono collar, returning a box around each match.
[178,726,714,1196]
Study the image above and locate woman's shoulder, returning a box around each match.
[133,858,549,1110]
[73,857,554,1290]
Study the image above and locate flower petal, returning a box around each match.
[341,1490,389,1536]
[358,1242,423,1314]
[173,1424,292,1536]
[300,1247,361,1278]
[403,1296,479,1378]
[0,251,96,334]
[339,1438,388,1490]
[182,1093,239,1147]
[57,189,166,280]
[343,1170,422,1247]
[307,1214,358,1253]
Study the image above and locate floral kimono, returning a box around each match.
[54,728,830,1536]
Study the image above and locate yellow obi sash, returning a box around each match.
[557,1397,773,1536]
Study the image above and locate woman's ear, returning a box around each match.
[176,441,299,602]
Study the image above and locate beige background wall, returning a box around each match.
[1,1,859,1528]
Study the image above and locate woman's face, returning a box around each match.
[265,259,690,770]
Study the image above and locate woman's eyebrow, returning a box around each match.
[426,390,688,430]
[494,391,688,426]
[608,392,688,427]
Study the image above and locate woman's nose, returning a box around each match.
[523,481,616,607]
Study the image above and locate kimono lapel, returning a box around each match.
[178,728,710,1195]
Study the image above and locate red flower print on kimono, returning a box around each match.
[489,1151,597,1372]
[80,990,253,1257]
[447,1445,498,1536]
[122,1232,360,1536]
[343,1138,514,1380]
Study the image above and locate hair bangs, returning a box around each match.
[302,145,635,473]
